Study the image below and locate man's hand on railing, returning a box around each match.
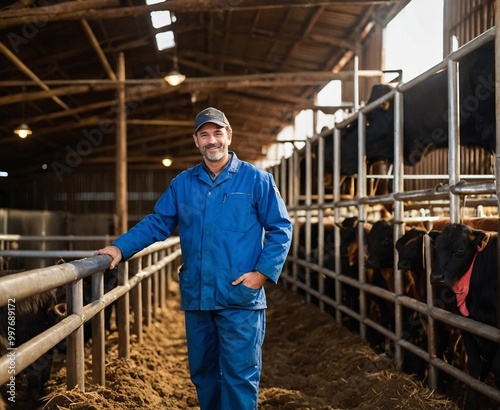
[95,245,123,270]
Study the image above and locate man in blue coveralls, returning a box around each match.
[96,107,293,410]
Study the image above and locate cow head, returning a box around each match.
[395,228,426,272]
[365,219,393,269]
[430,224,486,288]
[364,84,396,164]
[337,217,360,269]
[339,84,395,176]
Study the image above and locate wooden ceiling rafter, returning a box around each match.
[0,0,406,175]
[81,18,117,81]
[0,1,403,29]
[0,41,71,111]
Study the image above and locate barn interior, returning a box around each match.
[1,1,500,408]
[0,1,496,231]
[0,0,488,224]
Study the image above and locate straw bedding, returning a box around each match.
[19,284,462,410]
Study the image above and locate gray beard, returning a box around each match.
[204,149,225,162]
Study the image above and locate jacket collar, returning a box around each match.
[193,151,240,181]
[227,151,240,173]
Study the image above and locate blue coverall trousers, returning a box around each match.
[185,308,266,410]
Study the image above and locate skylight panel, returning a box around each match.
[151,10,173,28]
[155,31,175,50]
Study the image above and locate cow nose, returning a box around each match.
[430,271,443,284]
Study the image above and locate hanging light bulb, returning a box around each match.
[14,123,32,139]
[162,157,173,167]
[15,89,32,138]
[164,56,186,86]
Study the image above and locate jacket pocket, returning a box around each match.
[220,192,252,232]
[178,266,199,308]
[228,282,260,307]
[216,268,266,309]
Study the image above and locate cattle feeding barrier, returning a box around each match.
[271,26,500,407]
[0,235,182,398]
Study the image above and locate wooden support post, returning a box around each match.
[116,52,127,234]
[495,0,500,331]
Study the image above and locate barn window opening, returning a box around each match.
[383,0,444,83]
[316,80,343,131]
[0,171,8,177]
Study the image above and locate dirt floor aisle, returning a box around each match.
[38,284,459,410]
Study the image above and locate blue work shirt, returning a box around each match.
[112,152,292,311]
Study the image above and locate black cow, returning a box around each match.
[431,224,500,410]
[366,221,434,377]
[0,271,61,405]
[299,140,331,199]
[337,216,364,330]
[340,40,495,176]
[364,219,396,352]
[396,228,464,387]
[294,221,336,305]
[295,217,367,316]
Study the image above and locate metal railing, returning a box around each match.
[271,26,500,405]
[0,236,182,393]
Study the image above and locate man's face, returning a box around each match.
[193,123,232,162]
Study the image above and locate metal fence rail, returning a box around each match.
[271,26,500,406]
[0,236,182,393]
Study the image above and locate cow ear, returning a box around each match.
[427,230,440,241]
[470,229,486,247]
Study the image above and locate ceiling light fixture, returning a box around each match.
[164,56,186,86]
[162,157,173,167]
[14,123,32,139]
[15,89,32,139]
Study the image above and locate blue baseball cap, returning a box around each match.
[194,107,230,133]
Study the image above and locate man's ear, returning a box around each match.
[193,134,199,147]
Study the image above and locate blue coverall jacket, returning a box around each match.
[112,152,292,311]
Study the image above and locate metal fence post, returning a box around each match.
[66,279,85,391]
[117,262,130,359]
[91,270,105,385]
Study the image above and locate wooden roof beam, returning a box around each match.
[0,1,404,29]
[0,41,72,111]
[81,19,117,81]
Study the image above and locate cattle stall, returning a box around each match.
[0,209,118,271]
[270,27,500,408]
[0,236,182,408]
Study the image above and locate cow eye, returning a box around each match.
[453,247,465,256]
